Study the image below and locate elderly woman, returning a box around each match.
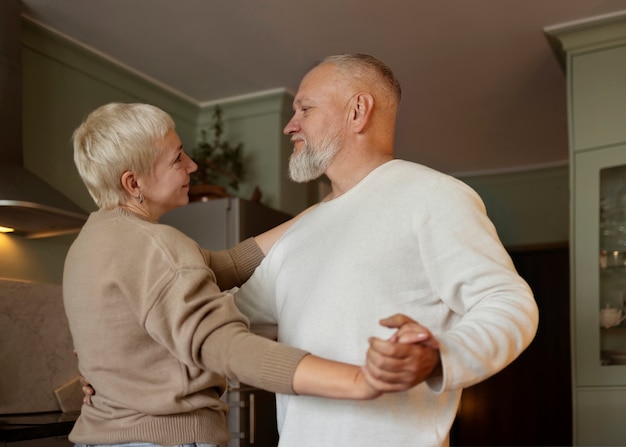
[64,102,380,447]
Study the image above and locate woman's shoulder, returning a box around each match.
[151,222,205,261]
[108,210,206,267]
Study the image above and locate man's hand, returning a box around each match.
[363,314,441,392]
[78,375,95,406]
[73,349,95,406]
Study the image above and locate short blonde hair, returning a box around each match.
[72,103,175,209]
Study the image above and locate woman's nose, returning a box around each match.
[185,152,198,173]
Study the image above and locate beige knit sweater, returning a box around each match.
[63,208,307,445]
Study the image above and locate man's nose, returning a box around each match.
[283,116,298,135]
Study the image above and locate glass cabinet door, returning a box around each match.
[574,144,626,386]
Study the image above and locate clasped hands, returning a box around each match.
[362,314,441,393]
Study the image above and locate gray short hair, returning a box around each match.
[317,53,402,104]
[72,103,174,209]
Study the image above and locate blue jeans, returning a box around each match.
[74,443,217,447]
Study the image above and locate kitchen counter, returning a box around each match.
[0,412,77,442]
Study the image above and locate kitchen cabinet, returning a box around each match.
[546,10,626,446]
[225,382,280,447]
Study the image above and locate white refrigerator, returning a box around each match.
[160,197,291,251]
[161,197,291,447]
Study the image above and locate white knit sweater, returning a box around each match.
[236,159,538,447]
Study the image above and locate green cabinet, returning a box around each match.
[546,11,626,446]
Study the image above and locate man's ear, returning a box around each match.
[350,92,374,133]
[120,171,139,197]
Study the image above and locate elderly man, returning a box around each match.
[235,53,538,447]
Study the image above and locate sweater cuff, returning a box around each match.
[233,238,265,280]
[260,345,309,395]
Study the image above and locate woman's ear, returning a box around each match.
[350,92,374,133]
[120,171,139,197]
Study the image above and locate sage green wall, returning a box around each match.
[457,163,569,249]
[1,17,569,285]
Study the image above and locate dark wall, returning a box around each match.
[452,244,572,446]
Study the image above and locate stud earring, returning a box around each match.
[135,192,144,204]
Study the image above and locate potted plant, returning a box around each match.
[189,105,245,201]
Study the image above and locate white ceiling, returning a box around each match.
[19,0,626,175]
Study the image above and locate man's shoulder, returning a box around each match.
[382,159,454,183]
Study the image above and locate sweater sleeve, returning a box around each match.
[143,234,307,395]
[201,237,264,290]
[420,176,539,392]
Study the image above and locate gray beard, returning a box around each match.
[288,133,341,183]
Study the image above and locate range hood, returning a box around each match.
[0,0,87,239]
